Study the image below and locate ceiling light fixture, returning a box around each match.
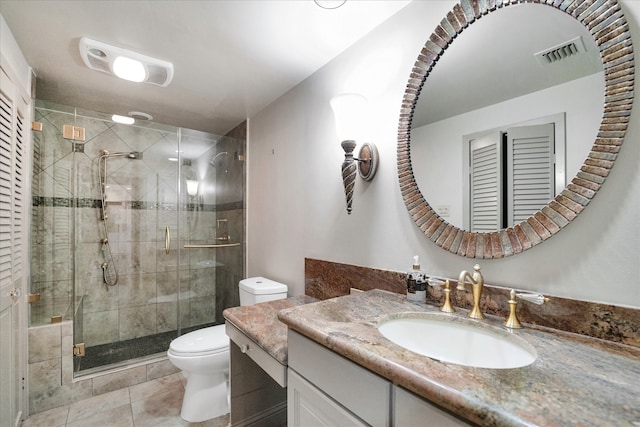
[314,0,347,9]
[111,114,135,125]
[79,38,174,87]
[112,57,146,82]
[128,111,153,121]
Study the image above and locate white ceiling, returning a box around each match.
[0,0,410,135]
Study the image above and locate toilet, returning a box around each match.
[167,277,288,422]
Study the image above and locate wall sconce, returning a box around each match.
[185,179,199,197]
[182,159,199,197]
[330,93,379,214]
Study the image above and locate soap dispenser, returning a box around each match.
[407,256,426,302]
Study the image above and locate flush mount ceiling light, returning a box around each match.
[128,111,153,121]
[314,0,347,9]
[111,114,135,125]
[79,38,174,87]
[112,56,146,82]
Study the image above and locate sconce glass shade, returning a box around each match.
[330,93,367,142]
[185,179,199,197]
[182,159,199,197]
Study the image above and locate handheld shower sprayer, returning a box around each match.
[97,148,141,287]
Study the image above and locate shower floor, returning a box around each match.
[77,323,216,372]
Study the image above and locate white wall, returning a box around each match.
[248,0,640,308]
[1,13,32,91]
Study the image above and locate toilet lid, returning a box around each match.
[169,325,229,356]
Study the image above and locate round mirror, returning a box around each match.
[398,0,634,259]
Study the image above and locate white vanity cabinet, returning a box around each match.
[287,330,472,427]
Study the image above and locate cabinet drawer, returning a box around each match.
[226,321,287,387]
[288,330,391,427]
[288,369,368,427]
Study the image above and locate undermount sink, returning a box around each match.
[378,313,537,369]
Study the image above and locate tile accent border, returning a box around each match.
[32,196,243,212]
[305,258,639,348]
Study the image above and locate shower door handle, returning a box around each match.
[165,226,170,254]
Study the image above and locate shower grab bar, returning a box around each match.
[184,243,241,248]
[165,226,170,254]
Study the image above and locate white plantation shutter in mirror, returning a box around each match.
[469,132,502,232]
[507,123,555,225]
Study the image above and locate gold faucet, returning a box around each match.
[457,264,485,319]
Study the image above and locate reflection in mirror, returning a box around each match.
[398,0,634,259]
[410,3,604,230]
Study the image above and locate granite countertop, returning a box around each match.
[277,289,640,427]
[222,295,317,364]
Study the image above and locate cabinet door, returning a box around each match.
[288,369,368,427]
[394,386,472,426]
[288,330,390,426]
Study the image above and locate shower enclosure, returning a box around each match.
[30,100,246,375]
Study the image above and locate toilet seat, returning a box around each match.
[169,325,229,357]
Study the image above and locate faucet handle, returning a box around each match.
[516,292,549,305]
[440,280,455,313]
[504,289,549,329]
[472,264,483,284]
[426,277,445,287]
[425,278,455,313]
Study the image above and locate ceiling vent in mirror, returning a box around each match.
[79,38,174,87]
[534,36,586,65]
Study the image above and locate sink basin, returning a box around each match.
[378,313,537,369]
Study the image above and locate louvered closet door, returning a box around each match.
[507,123,555,225]
[469,132,503,232]
[1,66,27,427]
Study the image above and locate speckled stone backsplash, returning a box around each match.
[305,258,640,348]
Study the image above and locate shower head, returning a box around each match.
[209,152,228,167]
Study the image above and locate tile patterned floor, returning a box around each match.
[21,373,230,427]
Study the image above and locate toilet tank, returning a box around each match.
[239,277,288,306]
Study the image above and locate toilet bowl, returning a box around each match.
[167,277,288,422]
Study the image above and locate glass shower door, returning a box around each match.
[72,110,182,373]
